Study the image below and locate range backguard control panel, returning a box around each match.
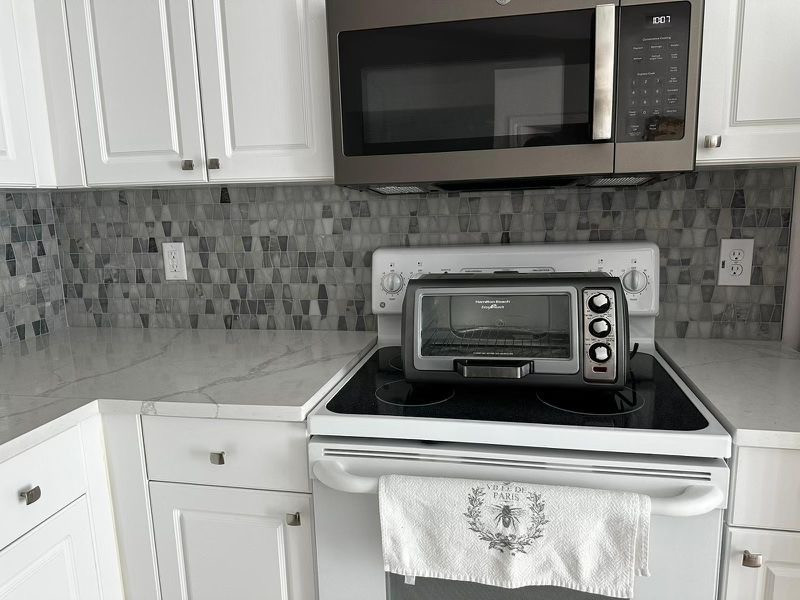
[616,1,692,143]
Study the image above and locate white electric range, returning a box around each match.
[308,242,732,600]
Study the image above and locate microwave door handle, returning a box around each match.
[592,4,616,141]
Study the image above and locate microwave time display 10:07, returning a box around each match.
[649,15,672,26]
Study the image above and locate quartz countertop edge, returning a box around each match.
[0,328,377,462]
[657,339,800,450]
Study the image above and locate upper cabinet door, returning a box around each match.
[0,0,36,187]
[65,0,206,185]
[193,0,333,183]
[697,0,800,165]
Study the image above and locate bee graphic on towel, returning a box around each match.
[378,474,651,597]
[464,482,548,555]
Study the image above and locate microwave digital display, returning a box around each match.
[647,14,673,28]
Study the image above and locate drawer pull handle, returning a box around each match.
[742,550,763,568]
[20,486,42,506]
[209,451,226,466]
[286,512,301,527]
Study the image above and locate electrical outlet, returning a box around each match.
[162,242,188,281]
[717,238,754,286]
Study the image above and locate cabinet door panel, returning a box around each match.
[194,0,333,182]
[697,0,800,164]
[150,482,314,600]
[65,0,206,185]
[0,497,101,600]
[0,0,36,186]
[722,527,800,600]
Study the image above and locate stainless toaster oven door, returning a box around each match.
[414,287,580,375]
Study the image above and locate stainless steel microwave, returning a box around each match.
[326,0,703,194]
[401,273,630,389]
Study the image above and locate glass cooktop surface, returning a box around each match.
[325,347,709,431]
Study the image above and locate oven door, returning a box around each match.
[310,438,728,600]
[413,287,580,376]
[327,0,617,188]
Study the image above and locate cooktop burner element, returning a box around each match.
[537,386,646,416]
[326,347,709,431]
[376,380,455,407]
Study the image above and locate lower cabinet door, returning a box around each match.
[0,496,101,600]
[723,526,800,600]
[150,482,315,600]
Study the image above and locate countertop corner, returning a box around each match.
[657,338,800,450]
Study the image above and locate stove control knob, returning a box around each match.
[589,343,612,363]
[589,318,612,338]
[587,293,611,313]
[381,272,405,294]
[622,269,648,293]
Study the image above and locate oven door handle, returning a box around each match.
[592,4,616,141]
[311,460,724,517]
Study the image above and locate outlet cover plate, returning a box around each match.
[162,242,188,281]
[718,238,754,286]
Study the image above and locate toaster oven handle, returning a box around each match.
[455,360,532,379]
[592,4,616,141]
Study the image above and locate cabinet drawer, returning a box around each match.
[0,428,87,550]
[142,417,309,493]
[721,526,800,600]
[731,447,800,531]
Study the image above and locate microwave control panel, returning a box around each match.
[616,1,692,143]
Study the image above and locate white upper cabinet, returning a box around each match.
[697,0,800,165]
[0,0,37,187]
[65,0,207,185]
[193,0,333,182]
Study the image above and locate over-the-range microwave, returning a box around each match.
[326,0,703,194]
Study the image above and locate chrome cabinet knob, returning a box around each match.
[181,159,194,170]
[742,550,763,568]
[208,158,220,170]
[19,485,42,506]
[704,135,722,149]
[209,451,226,465]
[286,512,301,527]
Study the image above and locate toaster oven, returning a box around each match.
[401,273,629,388]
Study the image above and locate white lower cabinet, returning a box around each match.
[0,497,101,600]
[150,481,315,600]
[722,527,800,600]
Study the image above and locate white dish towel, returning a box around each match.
[379,475,651,598]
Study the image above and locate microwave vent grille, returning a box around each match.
[369,185,428,195]
[588,176,654,187]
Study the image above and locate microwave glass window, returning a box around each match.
[338,10,595,156]
[387,573,614,599]
[419,294,571,360]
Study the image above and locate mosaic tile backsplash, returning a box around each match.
[48,167,794,339]
[0,192,67,347]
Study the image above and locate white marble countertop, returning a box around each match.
[657,339,800,450]
[0,327,376,457]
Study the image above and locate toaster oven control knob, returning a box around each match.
[589,343,612,363]
[381,272,405,294]
[587,293,611,313]
[622,269,648,293]
[589,318,612,338]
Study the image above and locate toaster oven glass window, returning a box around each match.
[338,10,595,156]
[419,294,571,360]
